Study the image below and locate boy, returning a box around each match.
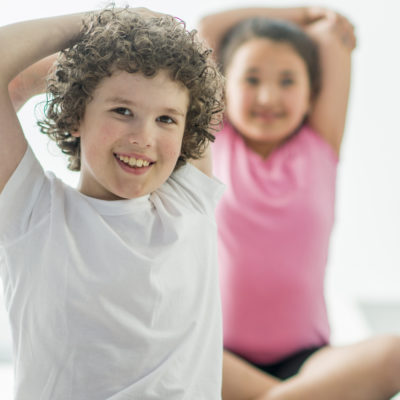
[0,8,224,399]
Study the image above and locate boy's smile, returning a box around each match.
[72,70,189,200]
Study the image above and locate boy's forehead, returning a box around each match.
[95,70,190,111]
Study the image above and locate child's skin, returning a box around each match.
[71,69,189,200]
[199,6,400,400]
[224,38,312,157]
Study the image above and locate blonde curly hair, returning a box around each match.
[38,8,224,170]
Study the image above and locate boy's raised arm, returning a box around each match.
[0,14,83,193]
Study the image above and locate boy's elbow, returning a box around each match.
[188,158,213,178]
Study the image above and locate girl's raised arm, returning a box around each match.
[198,7,310,58]
[0,14,83,193]
[303,9,356,155]
[198,7,356,156]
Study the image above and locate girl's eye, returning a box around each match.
[280,78,295,87]
[157,115,175,124]
[245,76,259,86]
[113,107,132,116]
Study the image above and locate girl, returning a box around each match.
[199,6,400,400]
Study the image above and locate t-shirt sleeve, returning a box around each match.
[161,163,225,217]
[0,146,48,244]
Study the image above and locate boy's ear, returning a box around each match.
[70,130,81,138]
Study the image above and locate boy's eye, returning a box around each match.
[157,115,175,124]
[245,76,259,86]
[113,107,132,116]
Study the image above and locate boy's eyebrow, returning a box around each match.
[162,107,186,117]
[105,96,133,106]
[105,96,186,117]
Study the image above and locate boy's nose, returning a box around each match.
[127,121,153,148]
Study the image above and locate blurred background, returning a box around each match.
[1,0,400,397]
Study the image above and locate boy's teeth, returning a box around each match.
[117,154,150,168]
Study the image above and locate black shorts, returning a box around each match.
[230,346,324,380]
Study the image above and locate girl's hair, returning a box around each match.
[219,17,320,100]
[38,8,224,171]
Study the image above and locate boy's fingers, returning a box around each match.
[131,7,168,19]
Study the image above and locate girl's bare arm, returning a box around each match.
[304,9,356,155]
[198,7,310,58]
[197,6,356,156]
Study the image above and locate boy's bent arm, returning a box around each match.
[8,54,57,112]
[0,14,83,193]
[188,143,213,178]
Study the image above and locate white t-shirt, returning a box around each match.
[0,147,224,400]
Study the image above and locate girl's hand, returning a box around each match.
[304,7,356,50]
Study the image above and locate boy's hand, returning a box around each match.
[130,7,168,19]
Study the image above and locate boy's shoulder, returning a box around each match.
[157,162,224,216]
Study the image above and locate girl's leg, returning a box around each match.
[222,350,281,400]
[266,335,400,400]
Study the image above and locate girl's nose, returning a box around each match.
[257,85,277,104]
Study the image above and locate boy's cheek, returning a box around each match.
[166,149,181,165]
[163,135,184,159]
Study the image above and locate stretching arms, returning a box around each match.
[198,6,356,155]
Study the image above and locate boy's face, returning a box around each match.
[72,70,189,200]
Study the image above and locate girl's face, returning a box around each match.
[225,38,312,157]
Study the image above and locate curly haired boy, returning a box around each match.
[0,7,224,399]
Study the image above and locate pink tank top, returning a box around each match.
[212,123,338,364]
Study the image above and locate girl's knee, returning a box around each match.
[374,335,400,391]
